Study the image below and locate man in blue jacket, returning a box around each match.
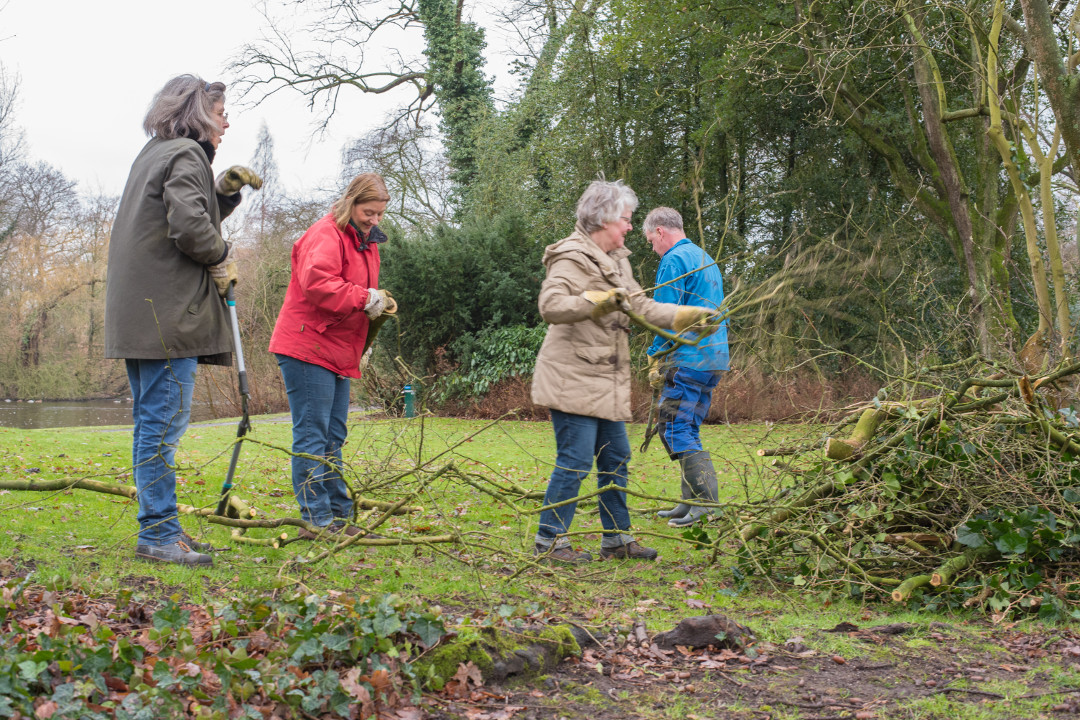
[643,207,729,527]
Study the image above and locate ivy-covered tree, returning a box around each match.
[230,0,493,197]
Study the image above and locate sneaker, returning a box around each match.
[135,540,213,566]
[599,541,658,561]
[533,544,593,565]
[181,531,213,553]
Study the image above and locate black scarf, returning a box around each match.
[196,139,216,165]
[182,130,216,165]
[349,222,387,251]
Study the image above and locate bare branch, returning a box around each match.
[228,1,430,132]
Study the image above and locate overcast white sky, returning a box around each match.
[0,0,513,199]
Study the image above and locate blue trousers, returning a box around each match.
[657,367,720,459]
[126,357,197,546]
[277,354,354,526]
[535,409,635,550]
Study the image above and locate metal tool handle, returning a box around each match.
[226,285,248,397]
[216,283,250,518]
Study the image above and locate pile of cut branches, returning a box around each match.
[701,356,1080,621]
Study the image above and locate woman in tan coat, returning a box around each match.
[531,179,713,563]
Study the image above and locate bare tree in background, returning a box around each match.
[230,0,494,193]
[0,66,24,259]
[341,119,451,228]
[246,122,281,239]
[230,0,432,128]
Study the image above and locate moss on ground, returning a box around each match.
[416,623,581,683]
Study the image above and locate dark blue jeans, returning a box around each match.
[277,354,354,526]
[657,367,720,459]
[126,357,197,546]
[535,409,635,550]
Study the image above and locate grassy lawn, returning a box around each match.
[1,414,1078,719]
[0,413,788,602]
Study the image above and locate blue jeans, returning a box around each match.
[658,367,720,459]
[535,409,635,550]
[126,357,197,546]
[277,354,354,526]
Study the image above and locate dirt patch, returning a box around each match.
[423,621,1080,719]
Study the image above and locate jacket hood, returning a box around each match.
[542,227,632,269]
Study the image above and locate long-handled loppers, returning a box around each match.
[215,284,250,518]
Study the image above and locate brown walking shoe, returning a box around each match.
[599,541,658,561]
[533,545,593,565]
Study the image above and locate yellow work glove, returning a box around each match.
[208,260,238,297]
[672,306,718,334]
[582,287,627,321]
[215,165,264,195]
[646,356,664,390]
[208,243,238,297]
[381,289,398,315]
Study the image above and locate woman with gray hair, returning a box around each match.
[105,74,262,567]
[530,179,714,563]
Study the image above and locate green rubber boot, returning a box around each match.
[656,471,692,519]
[668,451,718,528]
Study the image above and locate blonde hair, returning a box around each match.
[143,75,225,141]
[332,173,391,230]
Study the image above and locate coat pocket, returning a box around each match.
[575,345,617,366]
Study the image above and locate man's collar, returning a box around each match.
[660,237,690,256]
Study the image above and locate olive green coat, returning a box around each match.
[105,137,240,364]
[530,227,679,422]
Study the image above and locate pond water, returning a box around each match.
[0,399,217,430]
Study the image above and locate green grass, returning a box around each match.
[0,414,782,605]
[2,413,1078,718]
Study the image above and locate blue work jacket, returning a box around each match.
[647,238,730,372]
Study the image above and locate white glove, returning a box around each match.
[364,288,386,319]
[359,346,374,370]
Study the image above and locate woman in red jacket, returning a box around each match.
[269,173,391,539]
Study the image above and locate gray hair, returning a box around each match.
[643,206,685,235]
[576,179,638,233]
[143,75,225,141]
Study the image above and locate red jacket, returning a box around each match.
[269,213,380,377]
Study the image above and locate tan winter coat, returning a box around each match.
[531,227,679,422]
